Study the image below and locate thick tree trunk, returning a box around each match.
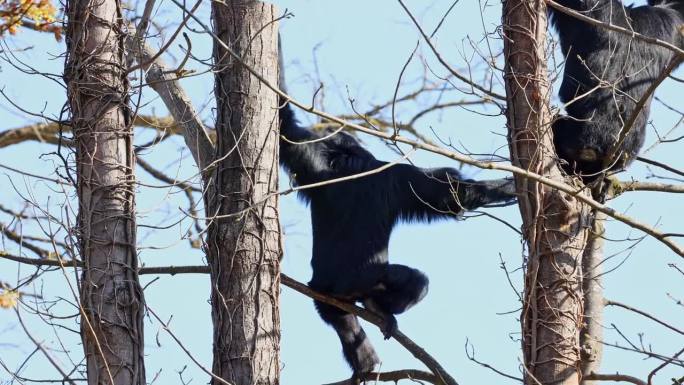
[65,0,146,383]
[207,2,281,384]
[502,1,592,384]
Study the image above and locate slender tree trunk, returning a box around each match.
[502,1,592,384]
[65,0,146,383]
[580,212,605,385]
[207,2,281,384]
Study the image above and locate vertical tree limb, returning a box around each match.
[64,0,146,382]
[580,212,605,385]
[207,1,281,384]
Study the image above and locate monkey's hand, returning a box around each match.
[362,297,398,339]
[380,314,398,340]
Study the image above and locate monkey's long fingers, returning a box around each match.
[381,315,398,340]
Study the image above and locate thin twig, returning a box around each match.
[636,156,684,178]
[605,299,684,335]
[647,347,684,385]
[15,309,78,385]
[397,0,506,101]
[604,57,682,169]
[127,0,202,73]
[146,306,234,385]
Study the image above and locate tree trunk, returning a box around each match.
[580,212,605,385]
[207,2,281,384]
[65,0,146,383]
[502,1,592,384]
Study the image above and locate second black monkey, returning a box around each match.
[550,0,684,180]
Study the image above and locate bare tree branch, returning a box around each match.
[584,373,647,385]
[1,222,52,258]
[614,181,684,195]
[605,299,684,335]
[125,24,215,176]
[0,115,185,149]
[636,157,684,179]
[604,58,682,170]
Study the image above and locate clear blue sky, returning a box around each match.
[1,0,682,384]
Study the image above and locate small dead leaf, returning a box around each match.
[0,290,20,309]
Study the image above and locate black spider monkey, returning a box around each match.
[549,0,684,181]
[278,75,516,375]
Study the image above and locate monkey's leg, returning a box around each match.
[314,300,380,375]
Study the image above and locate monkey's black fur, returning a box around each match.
[549,0,684,180]
[279,100,516,375]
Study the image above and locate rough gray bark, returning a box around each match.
[502,1,592,384]
[64,0,146,383]
[580,212,605,385]
[207,1,281,384]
